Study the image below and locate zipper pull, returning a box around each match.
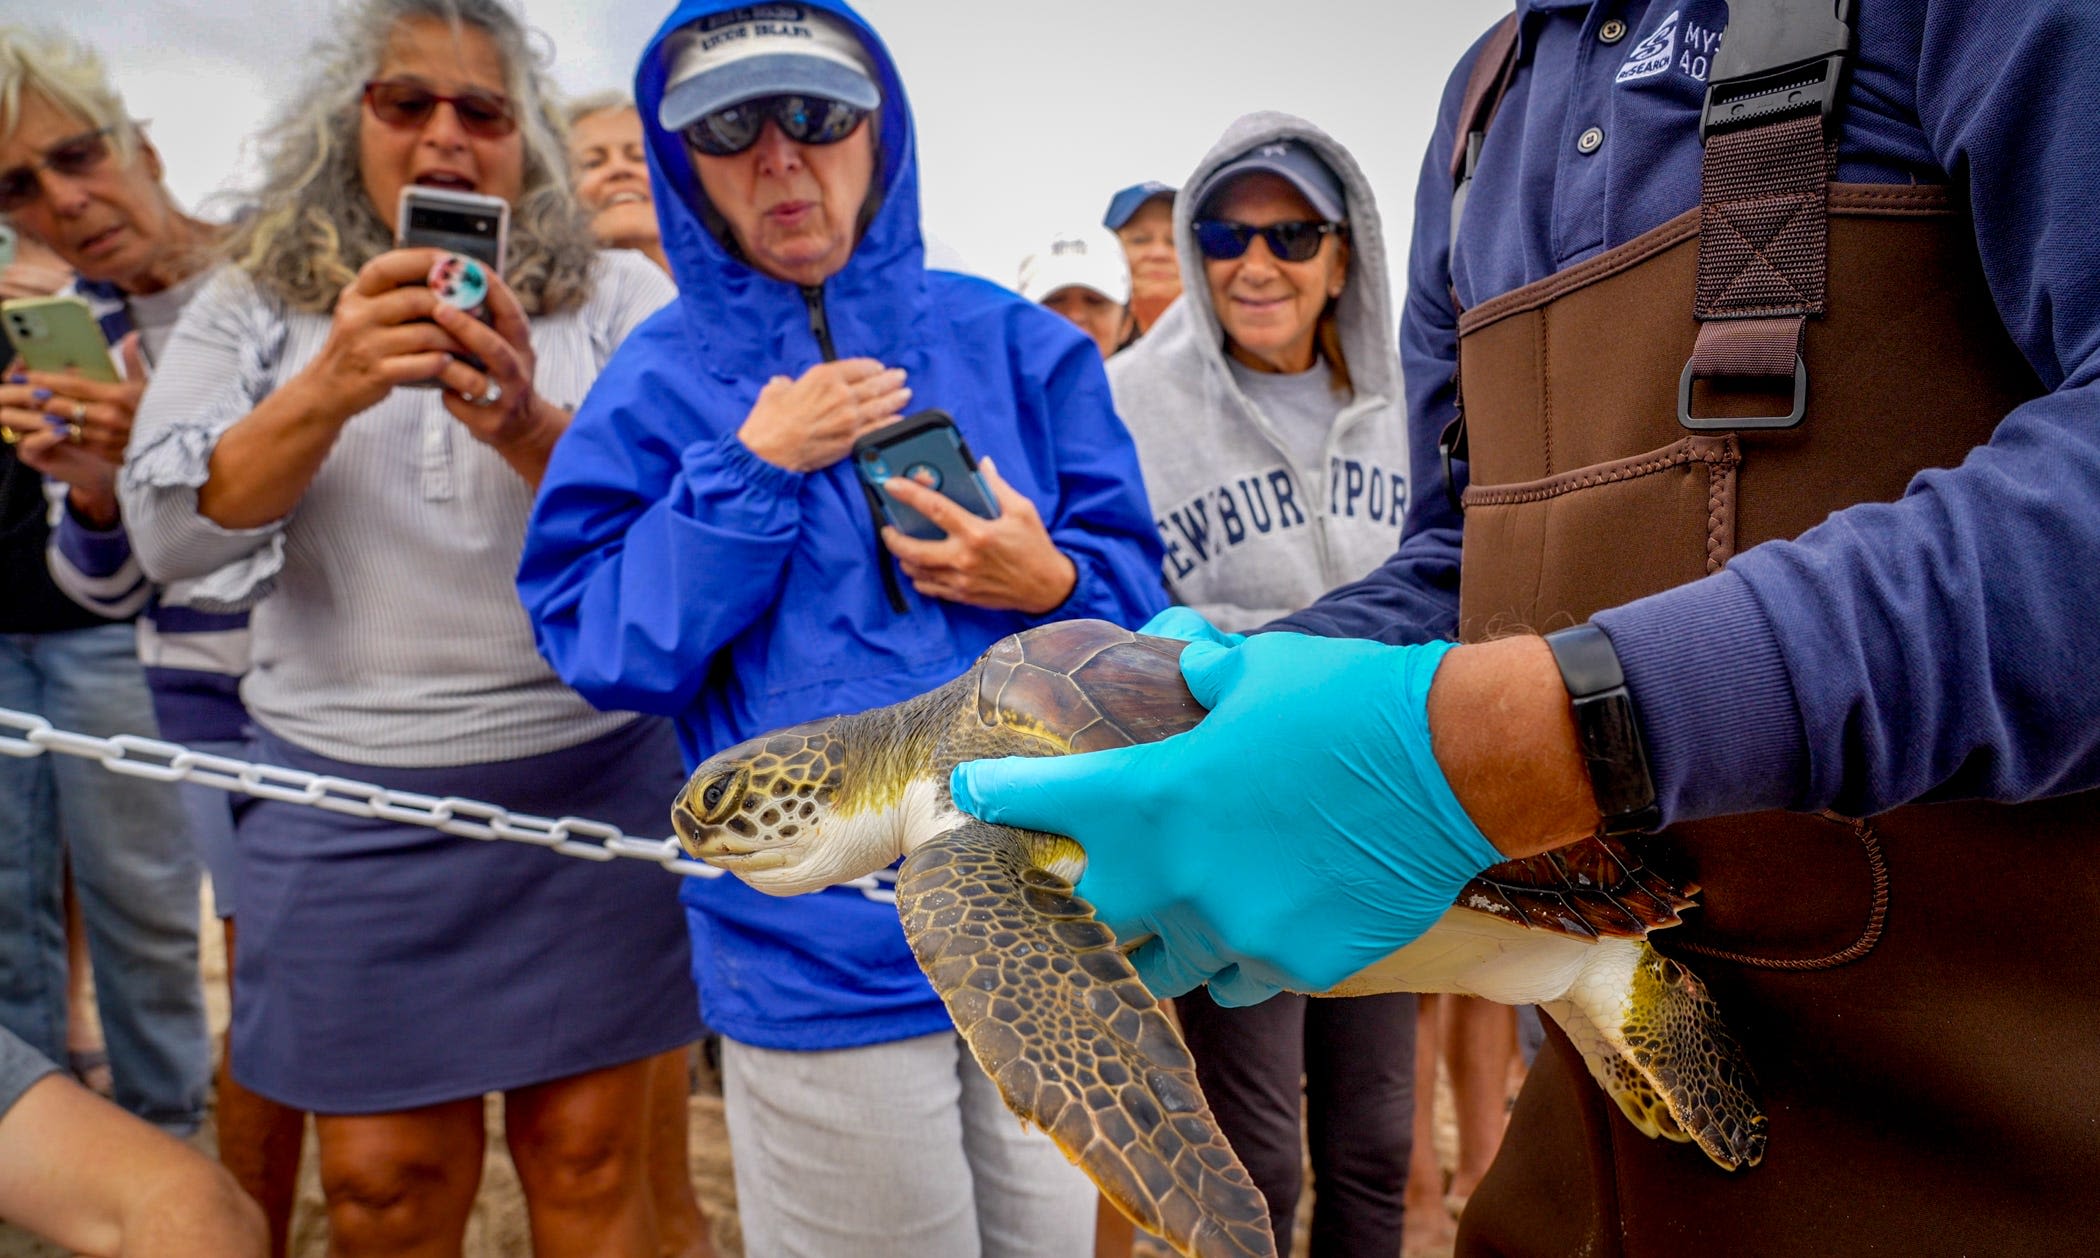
[801,284,837,362]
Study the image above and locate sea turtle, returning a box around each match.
[672,619,1765,1258]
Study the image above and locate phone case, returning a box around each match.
[2,295,118,383]
[853,410,1000,541]
[395,187,509,385]
[395,185,509,273]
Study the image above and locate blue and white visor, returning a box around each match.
[660,5,881,133]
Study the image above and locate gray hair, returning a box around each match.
[0,25,139,165]
[224,0,594,315]
[563,90,633,132]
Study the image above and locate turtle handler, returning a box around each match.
[955,1,2100,1254]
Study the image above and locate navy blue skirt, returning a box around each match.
[230,718,701,1112]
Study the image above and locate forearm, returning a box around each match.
[0,1076,264,1258]
[1427,634,1600,859]
[67,482,120,529]
[197,370,351,529]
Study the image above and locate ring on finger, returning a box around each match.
[476,379,503,407]
[66,421,83,443]
[70,400,88,423]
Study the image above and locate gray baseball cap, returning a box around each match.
[659,6,881,133]
[1192,139,1347,222]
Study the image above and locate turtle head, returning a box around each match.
[672,712,948,896]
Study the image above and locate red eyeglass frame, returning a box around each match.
[360,80,518,139]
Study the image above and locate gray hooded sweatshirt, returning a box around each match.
[1108,112,1409,633]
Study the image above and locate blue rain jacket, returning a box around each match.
[517,0,1166,1050]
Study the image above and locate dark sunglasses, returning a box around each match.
[0,127,118,212]
[1191,219,1346,263]
[681,94,869,158]
[362,80,517,139]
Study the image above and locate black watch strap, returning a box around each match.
[1542,624,1662,837]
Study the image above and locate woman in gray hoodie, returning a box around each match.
[1106,113,1417,1254]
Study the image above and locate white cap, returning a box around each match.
[660,5,880,133]
[1017,228,1131,306]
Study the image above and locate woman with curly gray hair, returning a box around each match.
[116,1,698,1253]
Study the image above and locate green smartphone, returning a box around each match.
[2,295,119,382]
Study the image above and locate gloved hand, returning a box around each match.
[1138,605,1245,647]
[951,631,1506,1005]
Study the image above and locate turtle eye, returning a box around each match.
[697,769,746,821]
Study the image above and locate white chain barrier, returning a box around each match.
[0,706,897,905]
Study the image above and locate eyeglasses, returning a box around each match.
[0,127,118,213]
[681,95,869,158]
[362,80,517,139]
[1191,219,1346,263]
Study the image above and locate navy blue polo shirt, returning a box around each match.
[1277,0,2100,825]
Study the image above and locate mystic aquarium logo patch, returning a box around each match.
[1614,9,1724,85]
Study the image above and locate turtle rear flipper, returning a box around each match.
[899,820,1276,1258]
[1543,938,1768,1171]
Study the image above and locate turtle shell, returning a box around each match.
[972,619,1696,944]
[973,619,1203,753]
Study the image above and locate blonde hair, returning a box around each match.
[0,25,139,165]
[223,0,595,315]
[563,90,633,131]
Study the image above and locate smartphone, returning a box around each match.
[395,186,508,385]
[853,410,1000,541]
[396,185,509,272]
[2,295,118,383]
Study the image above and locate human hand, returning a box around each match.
[951,631,1506,1005]
[737,358,910,473]
[0,245,71,300]
[0,335,148,464]
[428,265,562,455]
[10,425,119,525]
[296,248,467,420]
[881,456,1077,614]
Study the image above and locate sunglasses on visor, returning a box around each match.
[0,127,118,212]
[681,95,869,158]
[1191,219,1346,263]
[362,80,518,139]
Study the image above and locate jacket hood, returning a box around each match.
[1145,111,1399,406]
[634,0,928,368]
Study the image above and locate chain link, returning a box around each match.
[0,706,897,902]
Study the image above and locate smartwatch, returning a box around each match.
[1542,624,1662,836]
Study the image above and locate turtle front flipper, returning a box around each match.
[1544,937,1768,1171]
[898,820,1276,1258]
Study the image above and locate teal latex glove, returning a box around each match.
[1139,605,1245,647]
[951,631,1506,1006]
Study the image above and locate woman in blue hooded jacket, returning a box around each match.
[518,3,1165,1252]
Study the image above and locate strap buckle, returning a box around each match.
[1678,355,1808,431]
[1698,0,1853,140]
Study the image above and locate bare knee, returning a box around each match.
[508,1103,645,1213]
[317,1114,480,1253]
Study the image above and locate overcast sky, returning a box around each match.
[21,0,1514,299]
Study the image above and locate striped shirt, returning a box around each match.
[48,271,252,742]
[119,251,676,767]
